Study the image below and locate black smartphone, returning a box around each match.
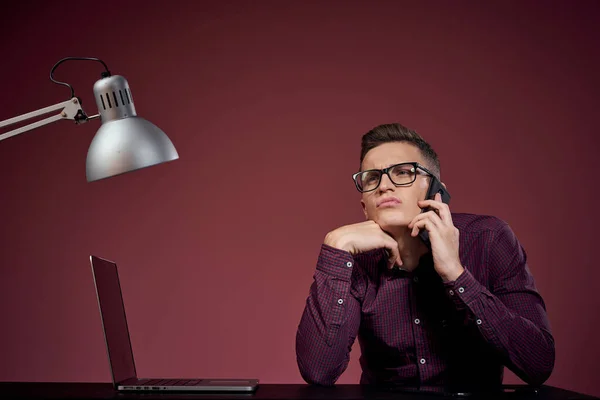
[418,176,451,248]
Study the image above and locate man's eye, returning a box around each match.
[393,168,413,176]
[365,173,379,183]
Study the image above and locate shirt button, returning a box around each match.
[346,262,353,268]
[413,277,419,283]
[414,319,420,325]
[448,290,454,296]
[420,358,426,364]
[337,299,344,305]
[476,319,482,325]
[458,287,465,293]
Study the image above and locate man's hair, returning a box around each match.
[360,122,441,178]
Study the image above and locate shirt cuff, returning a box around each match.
[316,244,355,281]
[443,268,483,309]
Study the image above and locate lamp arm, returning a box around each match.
[0,98,90,142]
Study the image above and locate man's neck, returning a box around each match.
[390,227,429,272]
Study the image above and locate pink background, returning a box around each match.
[1,0,599,397]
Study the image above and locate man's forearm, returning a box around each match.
[295,245,362,386]
[444,270,555,385]
[296,282,360,385]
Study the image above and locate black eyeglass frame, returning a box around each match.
[352,162,435,193]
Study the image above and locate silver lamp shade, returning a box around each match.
[86,75,179,182]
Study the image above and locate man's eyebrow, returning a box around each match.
[375,162,413,170]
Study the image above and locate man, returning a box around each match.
[295,123,554,389]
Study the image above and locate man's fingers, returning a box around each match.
[418,197,453,225]
[409,211,442,230]
[411,219,436,238]
[367,222,402,268]
[383,237,402,268]
[390,244,402,267]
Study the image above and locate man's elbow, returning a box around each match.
[520,344,555,386]
[299,369,338,387]
[522,367,553,387]
[297,358,341,387]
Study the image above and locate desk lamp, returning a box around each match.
[0,57,179,182]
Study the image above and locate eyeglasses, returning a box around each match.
[352,162,434,193]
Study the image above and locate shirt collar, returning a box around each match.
[384,251,435,281]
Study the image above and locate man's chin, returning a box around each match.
[374,215,410,234]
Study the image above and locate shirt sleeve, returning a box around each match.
[295,244,365,386]
[443,222,555,385]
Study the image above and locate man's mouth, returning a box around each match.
[377,197,401,208]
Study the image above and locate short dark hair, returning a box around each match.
[360,122,441,178]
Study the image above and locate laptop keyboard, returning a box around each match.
[137,379,203,386]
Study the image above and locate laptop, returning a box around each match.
[90,255,259,392]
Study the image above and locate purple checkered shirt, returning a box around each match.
[296,213,555,387]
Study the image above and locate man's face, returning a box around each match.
[360,142,432,231]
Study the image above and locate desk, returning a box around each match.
[0,383,597,400]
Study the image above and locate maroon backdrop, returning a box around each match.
[1,0,599,397]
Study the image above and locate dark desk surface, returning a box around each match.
[0,383,597,400]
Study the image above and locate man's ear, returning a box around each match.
[441,181,447,189]
[360,199,368,220]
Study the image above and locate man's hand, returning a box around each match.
[408,192,464,282]
[324,221,402,269]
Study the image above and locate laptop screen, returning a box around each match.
[90,256,137,385]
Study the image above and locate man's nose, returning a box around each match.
[378,173,395,191]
